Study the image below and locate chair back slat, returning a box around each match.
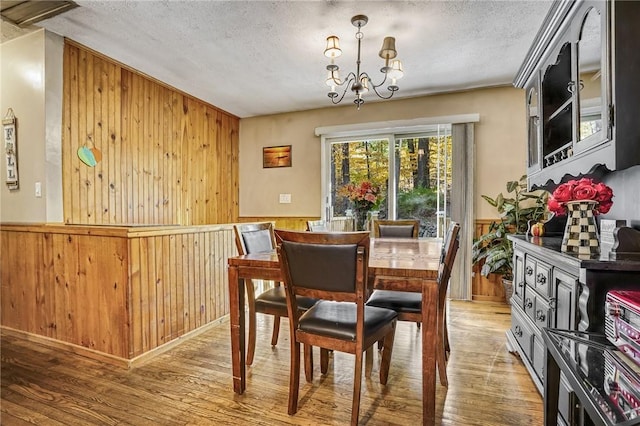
[234,222,276,255]
[374,219,420,238]
[281,242,359,293]
[306,220,329,232]
[275,230,369,304]
[438,222,460,303]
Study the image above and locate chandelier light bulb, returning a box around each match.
[360,76,370,94]
[388,60,404,80]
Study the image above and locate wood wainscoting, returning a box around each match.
[238,217,315,231]
[0,223,238,367]
[473,219,507,302]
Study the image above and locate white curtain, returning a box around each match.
[450,123,474,300]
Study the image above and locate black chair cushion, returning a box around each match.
[366,290,421,314]
[379,224,415,238]
[255,286,317,311]
[242,229,273,254]
[298,301,397,341]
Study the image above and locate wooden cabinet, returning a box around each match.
[515,0,640,188]
[506,235,640,425]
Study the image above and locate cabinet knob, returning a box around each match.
[549,297,557,311]
[525,298,533,309]
[514,325,523,337]
[525,266,533,276]
[536,273,546,284]
[517,281,524,288]
[536,310,546,322]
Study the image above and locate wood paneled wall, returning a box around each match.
[473,219,507,302]
[62,41,239,226]
[1,224,237,362]
[129,227,236,358]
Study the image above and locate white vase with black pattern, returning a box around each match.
[561,200,600,255]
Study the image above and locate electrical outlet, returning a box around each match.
[279,193,291,204]
[35,182,42,198]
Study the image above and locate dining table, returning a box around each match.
[227,237,442,424]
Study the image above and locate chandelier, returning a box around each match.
[324,15,404,109]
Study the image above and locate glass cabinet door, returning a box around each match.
[541,40,573,168]
[575,3,609,152]
[527,81,541,173]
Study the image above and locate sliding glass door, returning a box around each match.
[323,125,452,237]
[394,128,452,237]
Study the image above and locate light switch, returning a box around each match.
[279,193,291,204]
[35,182,42,198]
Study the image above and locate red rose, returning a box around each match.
[597,200,613,215]
[547,196,566,216]
[594,182,613,203]
[552,182,575,203]
[572,182,598,200]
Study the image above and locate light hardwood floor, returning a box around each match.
[1,301,542,425]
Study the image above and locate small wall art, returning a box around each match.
[3,108,18,190]
[263,145,292,168]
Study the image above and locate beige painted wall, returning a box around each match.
[239,86,528,219]
[0,29,63,222]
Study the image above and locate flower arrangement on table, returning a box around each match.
[338,181,382,230]
[547,178,613,216]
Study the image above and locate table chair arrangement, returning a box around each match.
[373,219,420,238]
[366,222,460,386]
[275,229,398,425]
[233,223,317,365]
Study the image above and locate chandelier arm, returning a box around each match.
[361,72,389,90]
[360,72,396,100]
[369,82,397,100]
[331,75,356,104]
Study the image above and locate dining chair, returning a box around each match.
[306,220,328,232]
[275,229,398,425]
[233,223,317,366]
[366,221,460,386]
[373,219,420,238]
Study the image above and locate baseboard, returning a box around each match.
[0,315,229,369]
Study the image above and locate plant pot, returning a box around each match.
[502,278,513,305]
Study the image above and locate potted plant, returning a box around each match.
[472,175,549,303]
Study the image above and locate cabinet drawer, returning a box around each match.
[524,257,536,287]
[511,307,534,357]
[524,255,551,298]
[523,288,536,322]
[534,261,551,297]
[534,297,550,329]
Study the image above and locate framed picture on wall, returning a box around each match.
[263,145,292,168]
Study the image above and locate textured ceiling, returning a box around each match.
[5,0,553,118]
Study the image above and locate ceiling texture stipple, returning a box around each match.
[1,0,553,118]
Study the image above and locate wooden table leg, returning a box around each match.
[421,281,438,425]
[228,265,245,394]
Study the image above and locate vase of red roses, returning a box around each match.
[338,181,382,231]
[547,178,614,255]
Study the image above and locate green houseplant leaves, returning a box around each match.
[472,175,548,280]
